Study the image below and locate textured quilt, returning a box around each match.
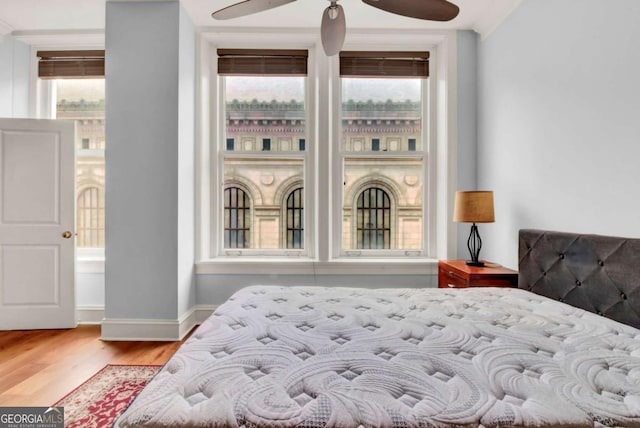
[114,286,640,427]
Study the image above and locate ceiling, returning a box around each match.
[0,0,520,37]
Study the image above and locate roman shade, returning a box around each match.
[339,51,429,78]
[217,49,308,76]
[37,50,105,79]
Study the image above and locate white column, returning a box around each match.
[103,0,195,340]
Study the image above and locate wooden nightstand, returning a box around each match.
[438,260,518,289]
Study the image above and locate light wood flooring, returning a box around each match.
[0,325,187,407]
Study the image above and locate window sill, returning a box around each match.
[77,257,105,273]
[195,258,438,275]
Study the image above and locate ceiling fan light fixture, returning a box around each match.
[321,3,346,56]
[328,1,339,20]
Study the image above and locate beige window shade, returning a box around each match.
[37,50,105,79]
[217,49,308,76]
[340,51,429,78]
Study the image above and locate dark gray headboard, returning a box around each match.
[519,229,640,329]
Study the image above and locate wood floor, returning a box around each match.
[0,325,187,407]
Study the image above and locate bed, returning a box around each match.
[114,229,640,427]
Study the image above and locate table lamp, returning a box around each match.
[453,191,495,267]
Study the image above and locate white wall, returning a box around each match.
[477,0,640,269]
[0,35,30,117]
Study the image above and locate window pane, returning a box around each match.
[224,187,251,248]
[224,76,305,152]
[342,78,422,152]
[341,76,423,252]
[56,78,105,249]
[224,158,304,250]
[222,75,306,252]
[286,188,303,249]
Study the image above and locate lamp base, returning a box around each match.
[465,223,484,267]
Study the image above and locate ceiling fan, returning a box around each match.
[211,0,460,56]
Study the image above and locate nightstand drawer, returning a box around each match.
[438,260,518,289]
[438,266,468,288]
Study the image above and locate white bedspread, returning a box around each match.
[114,286,640,427]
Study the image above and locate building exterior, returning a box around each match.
[223,99,423,252]
[56,98,105,248]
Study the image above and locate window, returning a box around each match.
[207,40,443,264]
[285,188,304,249]
[217,49,308,254]
[340,51,427,254]
[226,138,235,151]
[356,187,391,249]
[39,50,106,251]
[224,187,251,248]
[54,78,105,249]
[56,79,105,250]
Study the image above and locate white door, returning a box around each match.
[0,118,76,330]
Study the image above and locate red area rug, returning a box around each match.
[54,364,161,428]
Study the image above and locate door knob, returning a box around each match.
[62,231,73,239]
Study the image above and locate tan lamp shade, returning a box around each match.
[453,191,495,223]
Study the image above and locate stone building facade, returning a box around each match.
[57,99,105,248]
[223,99,424,252]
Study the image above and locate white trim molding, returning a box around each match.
[100,305,217,341]
[77,306,105,325]
[0,19,13,36]
[195,305,218,324]
[197,28,458,267]
[12,29,105,48]
[77,258,105,273]
[101,318,190,342]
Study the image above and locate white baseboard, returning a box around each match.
[77,306,105,325]
[195,305,217,323]
[100,305,218,341]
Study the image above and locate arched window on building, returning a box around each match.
[356,187,391,249]
[285,188,304,249]
[77,187,104,248]
[224,187,251,248]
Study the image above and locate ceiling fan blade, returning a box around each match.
[362,0,459,22]
[212,0,296,20]
[321,4,346,56]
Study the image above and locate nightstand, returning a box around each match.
[438,260,518,289]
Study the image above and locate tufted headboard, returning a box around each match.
[518,229,640,329]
